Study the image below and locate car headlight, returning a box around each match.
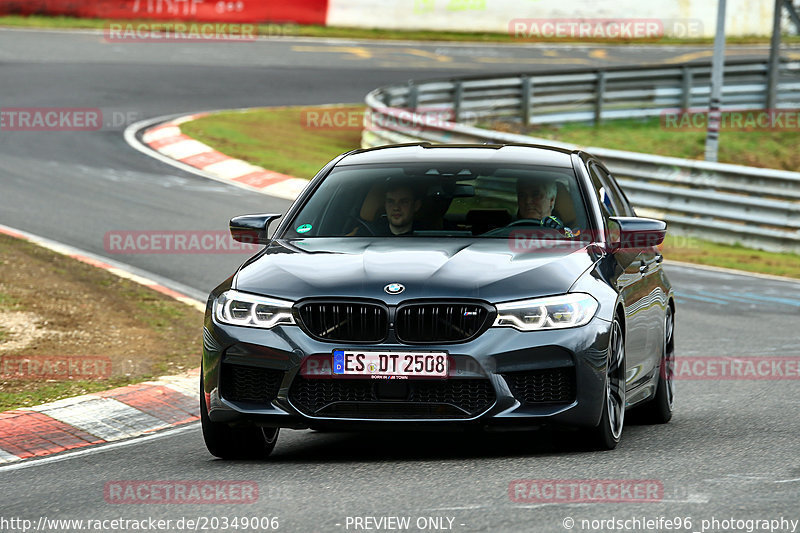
[493,293,598,331]
[215,290,296,329]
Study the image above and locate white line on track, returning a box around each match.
[0,223,206,303]
[665,260,800,285]
[123,113,291,196]
[0,423,199,473]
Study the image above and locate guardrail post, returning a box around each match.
[784,0,800,34]
[521,76,532,126]
[594,71,606,125]
[453,81,463,123]
[681,66,693,110]
[767,0,782,110]
[407,83,419,111]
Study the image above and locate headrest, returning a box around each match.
[359,183,386,221]
[553,182,577,226]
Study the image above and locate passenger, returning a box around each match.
[381,184,421,236]
[352,183,422,236]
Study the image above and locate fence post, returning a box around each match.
[407,83,419,110]
[681,66,693,110]
[594,71,606,125]
[453,81,463,123]
[521,76,532,126]
[766,0,782,110]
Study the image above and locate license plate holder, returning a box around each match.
[332,350,448,378]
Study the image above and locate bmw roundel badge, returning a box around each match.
[384,283,405,294]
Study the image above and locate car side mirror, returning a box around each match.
[229,213,282,245]
[607,216,666,252]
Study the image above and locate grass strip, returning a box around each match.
[1,14,798,45]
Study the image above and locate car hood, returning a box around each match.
[234,238,597,303]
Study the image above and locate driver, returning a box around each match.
[516,177,574,235]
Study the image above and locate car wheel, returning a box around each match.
[635,305,675,424]
[586,318,626,450]
[200,372,279,459]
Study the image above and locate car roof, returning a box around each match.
[337,143,578,169]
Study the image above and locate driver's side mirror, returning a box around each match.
[607,216,666,252]
[229,213,282,245]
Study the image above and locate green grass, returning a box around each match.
[2,14,798,45]
[123,285,188,332]
[662,235,800,279]
[0,377,142,411]
[0,233,203,411]
[491,116,800,171]
[0,292,20,308]
[181,106,364,178]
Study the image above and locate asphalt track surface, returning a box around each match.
[1,28,799,533]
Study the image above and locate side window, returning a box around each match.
[588,163,621,221]
[603,170,636,217]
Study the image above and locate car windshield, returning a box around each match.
[281,162,591,240]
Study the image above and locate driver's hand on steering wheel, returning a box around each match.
[541,215,564,229]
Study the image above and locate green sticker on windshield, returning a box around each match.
[296,224,312,234]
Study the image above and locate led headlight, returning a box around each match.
[215,290,295,329]
[493,293,598,331]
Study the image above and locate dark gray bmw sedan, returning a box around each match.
[201,143,675,457]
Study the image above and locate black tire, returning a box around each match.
[200,372,279,459]
[585,318,626,450]
[634,305,675,424]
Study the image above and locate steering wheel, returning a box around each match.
[349,215,376,236]
[481,218,547,237]
[505,218,544,227]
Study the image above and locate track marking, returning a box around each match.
[0,423,199,472]
[474,56,592,65]
[404,47,453,62]
[291,45,374,58]
[665,260,800,285]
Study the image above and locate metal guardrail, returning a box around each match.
[374,59,800,125]
[361,59,800,253]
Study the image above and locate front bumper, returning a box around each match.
[202,313,612,431]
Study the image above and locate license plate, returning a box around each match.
[332,350,448,378]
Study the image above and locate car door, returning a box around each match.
[602,165,667,381]
[587,162,652,388]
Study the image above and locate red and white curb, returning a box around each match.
[0,372,199,464]
[0,224,203,464]
[138,113,308,201]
